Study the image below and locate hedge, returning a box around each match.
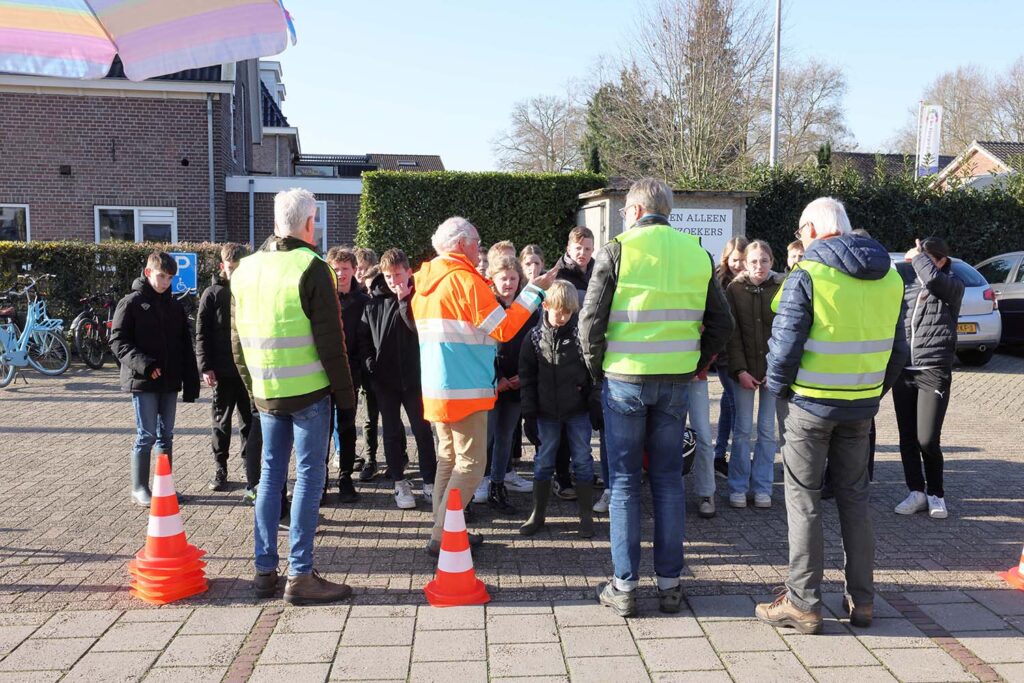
[0,241,223,323]
[356,171,607,266]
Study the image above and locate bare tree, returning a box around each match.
[492,94,584,172]
[773,60,854,165]
[992,57,1024,142]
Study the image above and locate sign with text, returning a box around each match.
[916,104,943,177]
[169,252,197,294]
[668,208,733,259]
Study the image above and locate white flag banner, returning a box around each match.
[916,105,943,177]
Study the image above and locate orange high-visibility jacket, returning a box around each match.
[412,253,544,423]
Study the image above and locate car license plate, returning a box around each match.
[957,323,978,334]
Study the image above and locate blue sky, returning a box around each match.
[275,1,1024,171]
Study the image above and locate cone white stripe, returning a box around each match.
[152,474,175,498]
[147,514,184,538]
[443,509,467,533]
[437,548,473,573]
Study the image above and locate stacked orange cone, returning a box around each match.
[999,544,1024,591]
[128,454,208,605]
[424,488,490,607]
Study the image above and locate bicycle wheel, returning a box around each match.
[0,336,15,388]
[27,330,70,375]
[74,319,106,369]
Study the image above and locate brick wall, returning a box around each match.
[226,192,360,249]
[0,91,234,243]
[252,134,295,176]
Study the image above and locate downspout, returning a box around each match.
[207,93,216,242]
[248,178,255,248]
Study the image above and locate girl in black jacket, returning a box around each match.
[893,237,964,520]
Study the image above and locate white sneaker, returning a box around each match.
[729,493,747,509]
[505,470,533,493]
[895,491,928,515]
[394,480,416,510]
[473,476,490,504]
[928,495,948,519]
[753,493,772,508]
[422,483,433,504]
[593,489,611,513]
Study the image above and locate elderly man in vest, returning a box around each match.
[413,216,558,555]
[580,178,733,617]
[232,188,356,605]
[756,197,907,634]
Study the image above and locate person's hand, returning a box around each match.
[905,239,921,261]
[589,400,604,431]
[738,371,761,391]
[202,370,217,388]
[150,367,162,380]
[530,263,561,291]
[508,375,520,390]
[496,377,512,393]
[392,278,412,300]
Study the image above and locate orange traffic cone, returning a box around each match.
[128,454,208,605]
[999,545,1024,591]
[424,488,490,607]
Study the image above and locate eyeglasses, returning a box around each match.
[794,223,809,239]
[618,204,637,219]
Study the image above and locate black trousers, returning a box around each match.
[376,382,437,484]
[893,367,952,497]
[362,384,380,460]
[333,388,360,479]
[210,376,261,489]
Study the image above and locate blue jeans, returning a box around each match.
[534,414,594,483]
[132,392,178,459]
[603,379,688,589]
[254,396,330,576]
[683,380,715,498]
[715,365,736,460]
[728,384,777,497]
[488,397,522,483]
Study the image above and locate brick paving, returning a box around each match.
[1,353,1023,681]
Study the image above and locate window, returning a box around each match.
[314,201,328,252]
[230,93,237,158]
[397,160,418,167]
[95,207,177,244]
[295,165,336,177]
[0,205,30,241]
[976,256,1018,285]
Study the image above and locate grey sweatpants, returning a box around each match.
[782,401,874,612]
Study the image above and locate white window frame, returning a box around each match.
[0,204,30,241]
[314,201,328,252]
[94,206,178,244]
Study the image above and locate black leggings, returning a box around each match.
[893,367,952,497]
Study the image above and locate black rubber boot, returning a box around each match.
[519,484,551,536]
[131,451,152,507]
[575,481,595,538]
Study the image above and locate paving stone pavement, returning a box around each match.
[1,352,1023,681]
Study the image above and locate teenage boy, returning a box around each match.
[110,251,200,506]
[785,240,805,273]
[352,246,381,478]
[359,249,437,508]
[197,243,262,499]
[326,247,370,503]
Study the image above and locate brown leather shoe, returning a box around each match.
[842,596,873,628]
[253,570,279,599]
[283,570,352,606]
[755,590,823,634]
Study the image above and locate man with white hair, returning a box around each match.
[756,197,907,634]
[231,188,356,605]
[412,216,558,554]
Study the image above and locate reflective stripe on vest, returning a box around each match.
[603,225,711,376]
[231,247,332,400]
[791,259,903,401]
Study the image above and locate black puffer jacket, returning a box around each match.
[338,278,369,388]
[519,313,595,419]
[903,253,964,368]
[494,295,539,402]
[110,277,200,401]
[358,272,420,392]
[195,273,236,378]
[556,252,593,307]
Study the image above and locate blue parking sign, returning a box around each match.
[169,252,197,294]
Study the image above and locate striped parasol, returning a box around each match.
[0,0,296,81]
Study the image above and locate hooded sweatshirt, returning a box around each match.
[766,234,908,422]
[411,252,544,423]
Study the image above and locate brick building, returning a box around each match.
[0,58,443,250]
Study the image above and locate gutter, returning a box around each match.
[207,94,216,242]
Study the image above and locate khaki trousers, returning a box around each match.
[431,410,489,541]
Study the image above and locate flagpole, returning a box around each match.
[769,0,781,167]
[914,100,923,177]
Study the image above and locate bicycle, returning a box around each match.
[70,288,119,370]
[0,274,70,388]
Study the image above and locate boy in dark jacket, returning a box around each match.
[519,280,597,538]
[358,248,437,510]
[197,243,262,499]
[110,251,200,506]
[325,247,370,503]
